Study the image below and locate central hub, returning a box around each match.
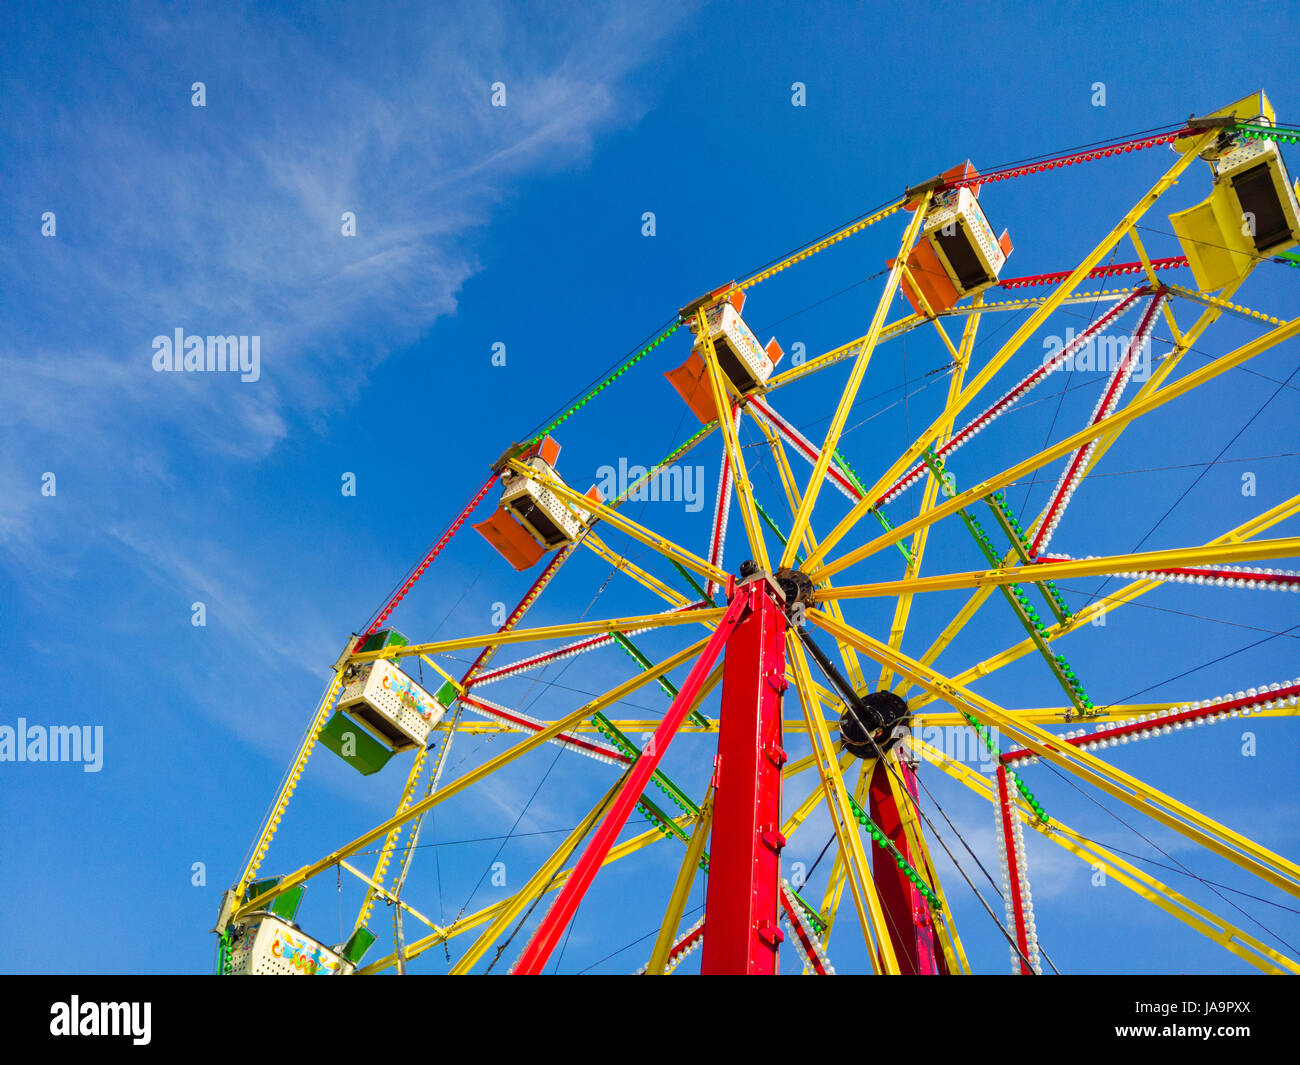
[772,566,814,616]
[839,691,910,758]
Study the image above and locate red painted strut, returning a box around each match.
[510,584,752,975]
[996,766,1033,975]
[1002,683,1300,765]
[943,130,1185,192]
[356,472,500,649]
[998,256,1187,290]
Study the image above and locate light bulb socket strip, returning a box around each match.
[845,795,943,911]
[458,694,626,766]
[780,880,836,974]
[633,917,704,975]
[879,290,1148,507]
[942,130,1183,192]
[467,600,705,689]
[591,712,702,819]
[1004,680,1300,764]
[999,255,1186,291]
[1035,555,1300,592]
[1031,292,1166,556]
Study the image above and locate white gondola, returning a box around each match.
[337,658,453,752]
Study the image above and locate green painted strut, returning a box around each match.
[960,711,1049,824]
[922,451,1096,719]
[1236,123,1300,145]
[834,448,914,566]
[609,632,708,729]
[845,795,942,910]
[592,712,701,817]
[529,322,682,444]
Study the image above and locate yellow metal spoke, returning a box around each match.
[646,791,715,975]
[448,778,623,974]
[878,755,969,974]
[819,537,1300,600]
[788,634,902,973]
[812,609,1300,898]
[893,287,1244,702]
[803,130,1221,573]
[903,493,1300,709]
[505,456,730,585]
[766,314,927,392]
[782,194,933,566]
[235,635,713,920]
[696,306,770,570]
[814,313,1300,582]
[878,302,979,690]
[359,815,692,974]
[582,531,692,607]
[236,661,348,900]
[927,742,1300,975]
[350,607,724,664]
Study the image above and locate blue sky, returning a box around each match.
[1,0,1297,975]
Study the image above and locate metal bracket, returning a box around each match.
[756,920,785,948]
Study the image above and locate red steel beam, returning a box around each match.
[996,766,1033,975]
[510,582,750,975]
[701,579,789,974]
[868,759,947,975]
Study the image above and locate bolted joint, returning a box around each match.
[756,920,785,949]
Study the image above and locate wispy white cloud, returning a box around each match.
[1,3,694,695]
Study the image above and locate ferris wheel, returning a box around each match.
[213,89,1300,976]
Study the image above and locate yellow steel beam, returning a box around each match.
[766,314,927,392]
[802,130,1220,573]
[899,261,962,361]
[878,302,979,690]
[235,662,348,900]
[782,194,933,566]
[234,635,713,920]
[359,815,692,974]
[448,778,623,974]
[505,457,730,586]
[788,634,902,973]
[646,792,715,974]
[901,491,1299,711]
[581,531,692,607]
[814,313,1300,582]
[813,609,1300,898]
[892,286,1239,702]
[337,859,445,936]
[915,704,1299,727]
[349,607,724,665]
[878,754,969,974]
[730,200,905,293]
[746,409,868,690]
[697,307,770,571]
[819,537,1300,600]
[926,742,1300,975]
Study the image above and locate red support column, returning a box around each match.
[868,758,947,975]
[700,579,788,975]
[509,587,750,975]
